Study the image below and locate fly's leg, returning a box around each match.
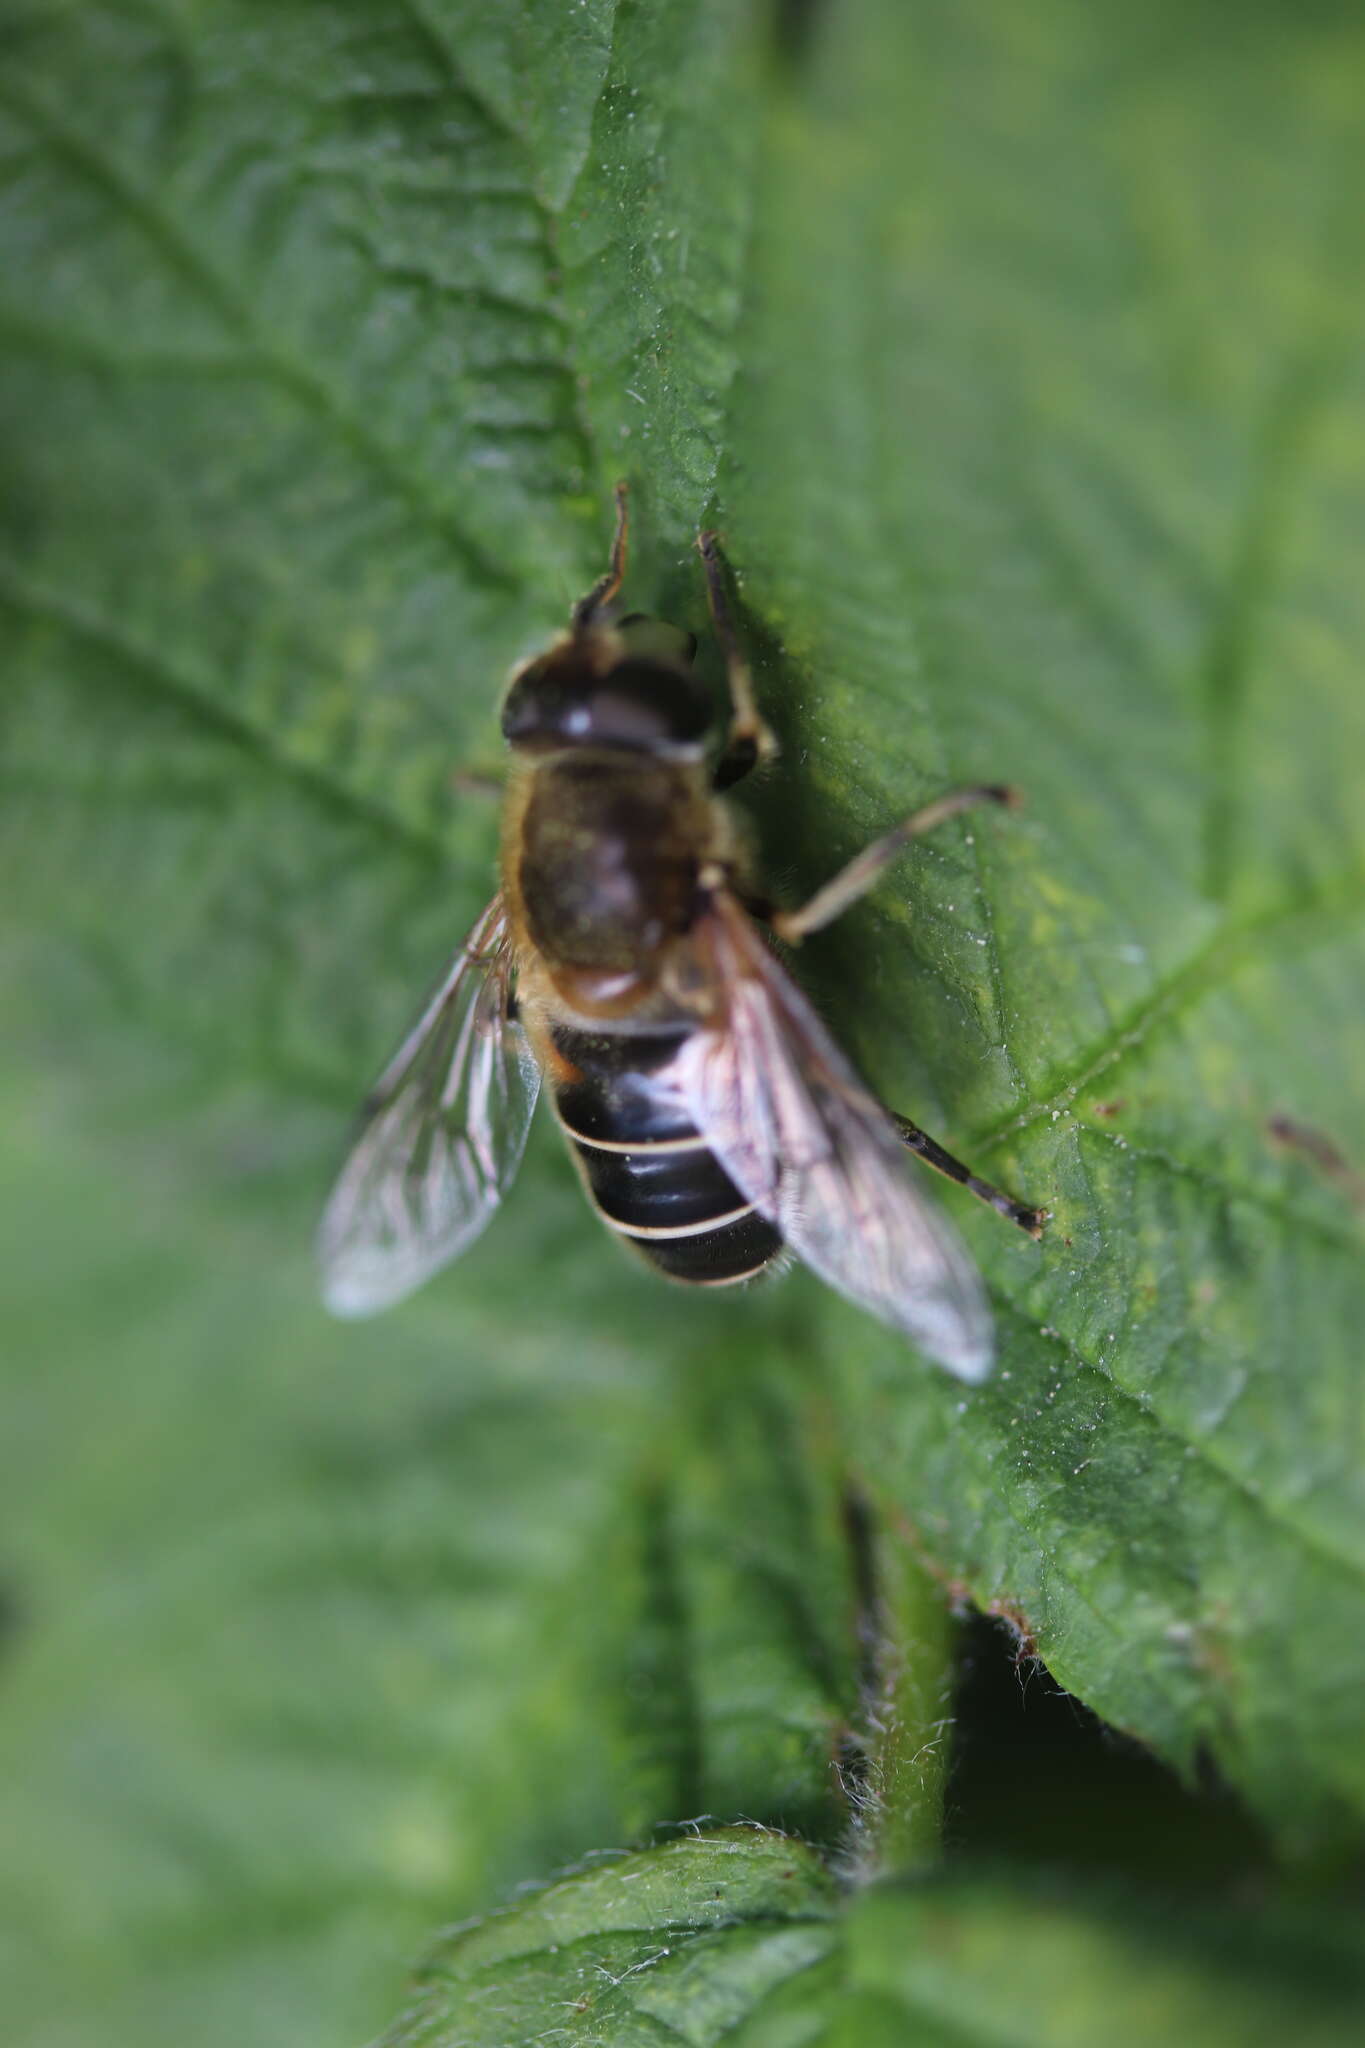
[771,784,1019,942]
[572,480,630,631]
[771,779,1044,1233]
[450,764,507,800]
[889,1113,1047,1238]
[696,530,778,789]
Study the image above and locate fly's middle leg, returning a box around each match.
[772,784,1019,942]
[771,779,1045,1235]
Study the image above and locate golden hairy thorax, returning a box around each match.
[501,750,737,1008]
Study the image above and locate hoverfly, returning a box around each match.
[318,487,1044,1380]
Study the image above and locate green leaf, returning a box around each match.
[0,1069,873,2048]
[375,1829,1365,2047]
[386,1830,840,2048]
[723,0,1365,1858]
[4,0,1365,2042]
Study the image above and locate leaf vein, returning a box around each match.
[994,1296,1365,1592]
[0,566,452,865]
[973,878,1365,1151]
[0,72,516,589]
[1077,1120,1364,1259]
[1199,355,1340,902]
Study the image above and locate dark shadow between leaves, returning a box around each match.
[947,1611,1273,1893]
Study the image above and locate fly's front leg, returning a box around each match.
[696,530,778,789]
[572,480,630,631]
[772,784,1019,942]
[889,1113,1047,1238]
[450,764,507,800]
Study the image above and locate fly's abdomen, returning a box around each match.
[549,1021,782,1286]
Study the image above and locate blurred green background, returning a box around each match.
[3,1,1365,2042]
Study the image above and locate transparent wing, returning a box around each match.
[317,896,541,1318]
[679,893,993,1381]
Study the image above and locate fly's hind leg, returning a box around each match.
[696,530,778,789]
[889,1113,1047,1238]
[772,784,1019,942]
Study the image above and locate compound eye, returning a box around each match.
[589,659,714,749]
[501,653,714,753]
[499,658,559,745]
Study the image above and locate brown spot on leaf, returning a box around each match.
[1267,1113,1365,1211]
[983,1598,1040,1666]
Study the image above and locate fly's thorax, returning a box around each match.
[505,752,720,985]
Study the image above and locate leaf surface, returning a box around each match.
[375,1829,1364,2048]
[3,1,1365,2044]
